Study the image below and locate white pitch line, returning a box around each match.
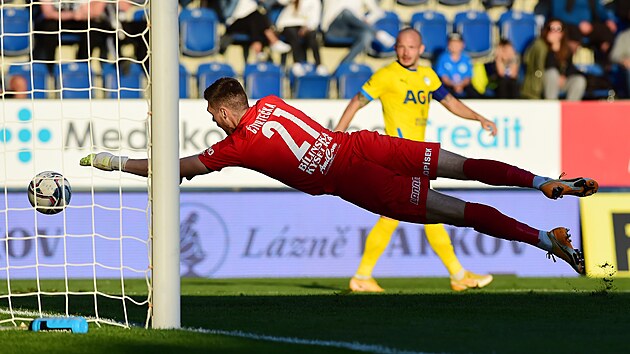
[2,308,431,353]
[184,327,432,354]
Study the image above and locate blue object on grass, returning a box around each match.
[31,317,88,333]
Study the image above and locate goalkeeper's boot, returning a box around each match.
[545,227,585,275]
[540,174,598,200]
[349,277,384,293]
[450,270,493,292]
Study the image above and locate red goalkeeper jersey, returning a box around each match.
[197,95,440,223]
[198,95,349,195]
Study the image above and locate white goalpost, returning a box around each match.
[0,0,180,329]
[150,0,180,329]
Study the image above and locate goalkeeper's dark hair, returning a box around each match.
[203,77,249,112]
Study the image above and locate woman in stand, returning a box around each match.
[276,0,328,76]
[521,19,586,101]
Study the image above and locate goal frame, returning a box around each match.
[149,0,181,329]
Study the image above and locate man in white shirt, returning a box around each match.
[275,0,327,76]
[219,0,291,61]
[321,0,395,67]
[33,0,111,63]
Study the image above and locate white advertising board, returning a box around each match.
[0,99,560,189]
[0,190,581,279]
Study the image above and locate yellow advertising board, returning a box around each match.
[581,194,630,277]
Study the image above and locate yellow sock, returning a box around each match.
[425,224,463,276]
[355,216,399,278]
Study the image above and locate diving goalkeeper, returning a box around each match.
[80,77,598,276]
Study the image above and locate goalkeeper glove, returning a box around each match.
[79,152,128,171]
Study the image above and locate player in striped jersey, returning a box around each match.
[335,28,496,292]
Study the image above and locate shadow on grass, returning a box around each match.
[213,280,345,291]
[4,275,630,353]
[181,291,630,353]
[298,281,345,291]
[6,291,629,353]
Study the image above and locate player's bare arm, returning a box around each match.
[79,152,210,182]
[180,155,211,180]
[334,92,370,132]
[440,93,497,136]
[119,155,208,181]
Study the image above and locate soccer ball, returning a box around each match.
[27,171,72,215]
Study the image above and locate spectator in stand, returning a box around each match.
[610,27,630,98]
[218,0,291,62]
[521,19,586,101]
[1,74,28,99]
[107,1,149,67]
[275,0,327,77]
[435,33,482,99]
[179,0,194,7]
[321,0,396,69]
[549,0,617,67]
[533,0,551,26]
[33,0,112,65]
[614,0,630,29]
[493,39,520,99]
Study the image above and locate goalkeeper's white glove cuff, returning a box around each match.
[80,152,129,171]
[111,156,129,171]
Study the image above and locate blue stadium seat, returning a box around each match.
[575,63,615,100]
[397,0,429,5]
[8,63,48,99]
[244,62,283,99]
[54,62,93,99]
[334,63,373,99]
[323,33,354,47]
[180,64,190,98]
[289,64,330,99]
[133,8,148,22]
[498,10,537,55]
[453,11,493,57]
[369,11,401,58]
[268,6,283,25]
[410,11,448,59]
[1,7,30,56]
[102,62,145,99]
[609,64,628,98]
[179,8,219,57]
[323,19,354,48]
[230,33,251,44]
[197,62,236,97]
[60,33,82,45]
[438,0,471,5]
[482,0,514,8]
[229,33,253,61]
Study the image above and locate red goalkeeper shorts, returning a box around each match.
[329,130,440,223]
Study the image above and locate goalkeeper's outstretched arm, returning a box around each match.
[79,152,210,181]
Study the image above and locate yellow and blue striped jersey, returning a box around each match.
[361,61,446,141]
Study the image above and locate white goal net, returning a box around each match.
[0,0,156,329]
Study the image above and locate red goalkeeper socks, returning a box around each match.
[463,158,535,188]
[464,202,540,245]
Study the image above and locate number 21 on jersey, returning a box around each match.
[261,108,320,161]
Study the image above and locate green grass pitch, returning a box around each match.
[1,276,629,353]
